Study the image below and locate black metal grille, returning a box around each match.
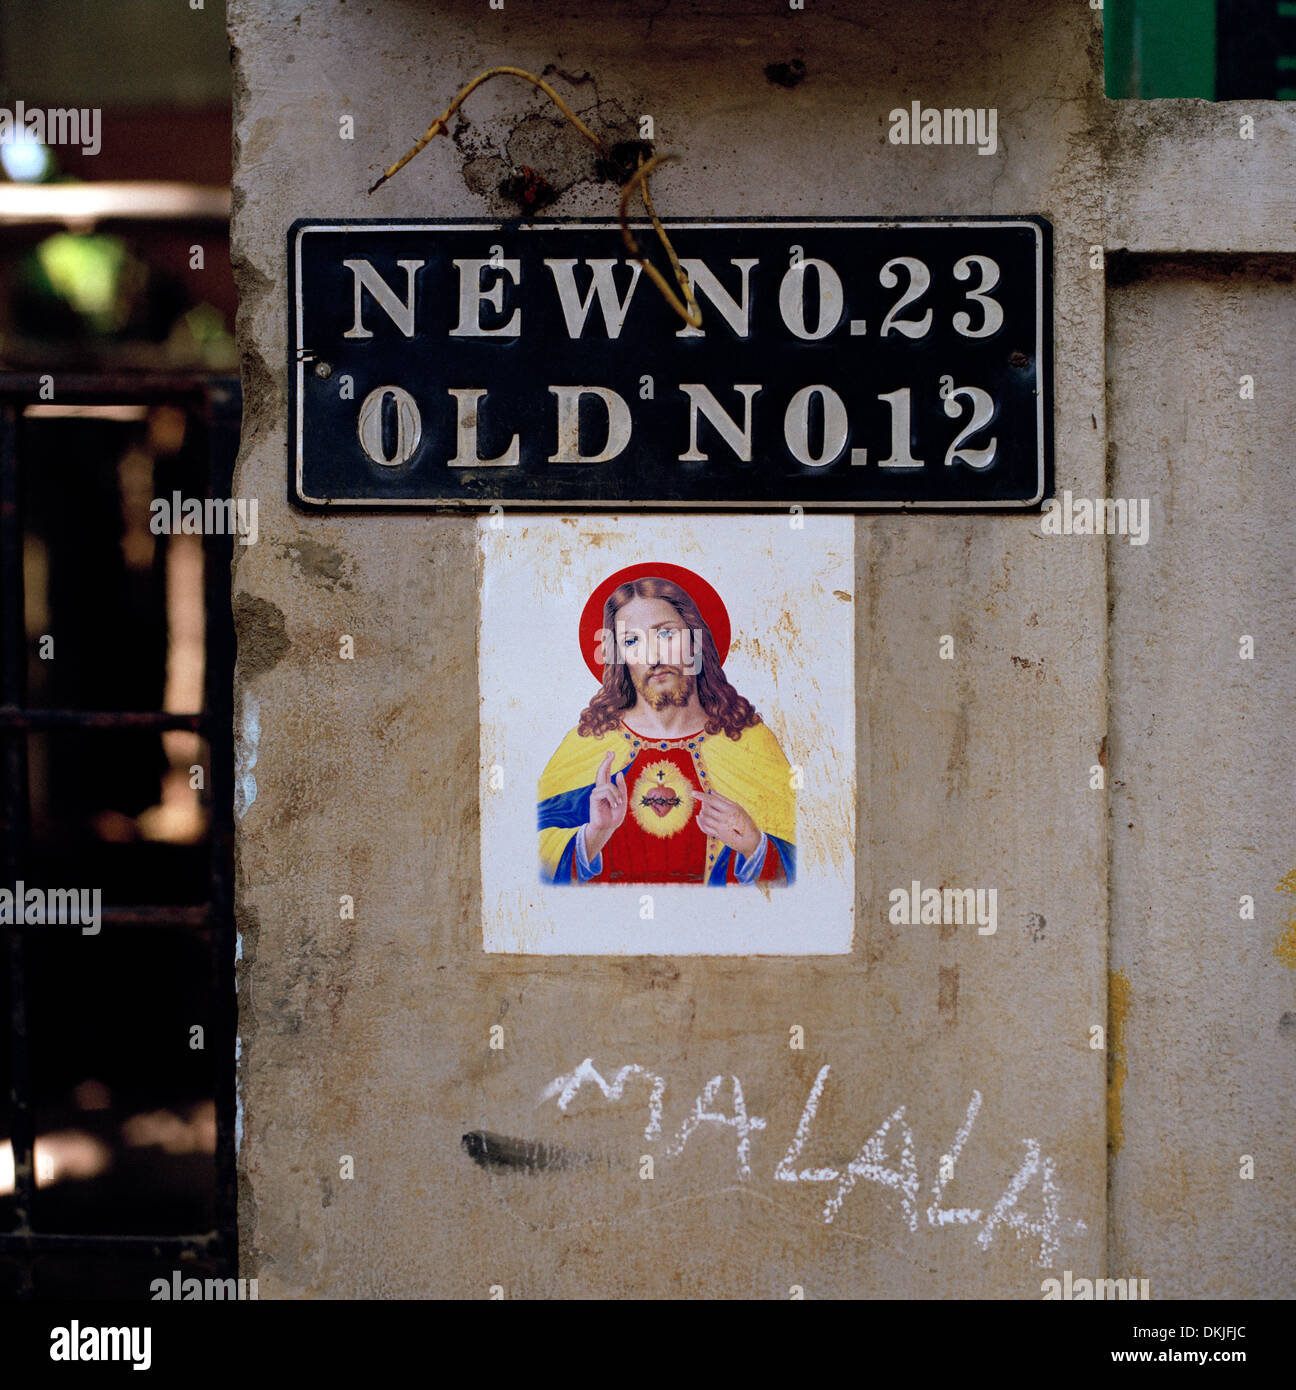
[1217,0,1296,98]
[0,372,239,1298]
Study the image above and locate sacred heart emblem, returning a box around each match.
[630,760,694,839]
[642,788,681,818]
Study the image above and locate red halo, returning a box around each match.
[579,563,731,681]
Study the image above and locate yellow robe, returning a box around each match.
[538,720,795,883]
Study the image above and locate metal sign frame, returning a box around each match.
[289,216,1052,512]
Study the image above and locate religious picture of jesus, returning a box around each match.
[537,564,796,886]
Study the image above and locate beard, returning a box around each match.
[631,666,695,710]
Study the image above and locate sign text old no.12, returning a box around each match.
[289,218,1051,510]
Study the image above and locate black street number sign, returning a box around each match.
[289,217,1051,510]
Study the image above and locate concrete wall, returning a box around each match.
[1107,259,1296,1297]
[228,0,1293,1297]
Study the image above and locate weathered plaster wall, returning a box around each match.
[1107,261,1296,1298]
[229,0,1111,1297]
[1104,104,1296,254]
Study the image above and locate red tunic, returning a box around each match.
[586,721,782,885]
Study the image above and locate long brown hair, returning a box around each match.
[577,576,760,740]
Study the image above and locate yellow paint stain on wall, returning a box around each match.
[1273,870,1296,969]
[1107,969,1131,1155]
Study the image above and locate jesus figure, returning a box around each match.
[538,572,796,885]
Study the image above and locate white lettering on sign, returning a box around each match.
[678,383,760,462]
[943,387,998,470]
[879,257,933,339]
[877,387,924,469]
[952,255,1004,337]
[356,384,422,465]
[447,388,519,467]
[544,259,643,338]
[342,258,424,338]
[451,257,522,336]
[547,387,633,464]
[537,1058,1076,1266]
[338,253,1007,348]
[674,258,758,339]
[778,258,845,340]
[338,378,1000,475]
[784,384,849,467]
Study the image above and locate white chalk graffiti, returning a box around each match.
[665,1074,766,1181]
[539,1058,1070,1266]
[540,1060,667,1140]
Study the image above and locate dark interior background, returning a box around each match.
[0,0,236,1299]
